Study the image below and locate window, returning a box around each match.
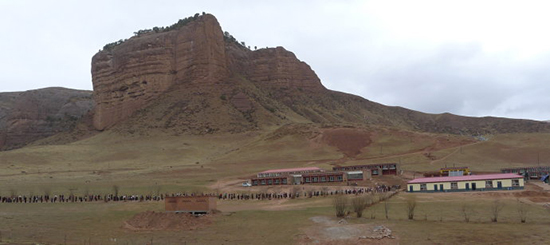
[337,176,343,181]
[329,176,334,182]
[275,179,280,184]
[253,180,258,186]
[372,170,378,175]
[305,177,311,183]
[282,178,287,184]
[451,182,458,190]
[486,181,493,188]
[313,177,318,182]
[261,180,266,185]
[268,179,272,185]
[512,179,520,187]
[321,177,326,182]
[420,184,427,191]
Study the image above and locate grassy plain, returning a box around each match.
[1,129,550,244]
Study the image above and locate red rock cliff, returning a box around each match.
[247,47,324,92]
[91,14,229,130]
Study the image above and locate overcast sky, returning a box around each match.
[1,0,549,121]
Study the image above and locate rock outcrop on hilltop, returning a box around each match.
[0,87,93,150]
[92,14,229,130]
[91,13,550,136]
[92,14,327,132]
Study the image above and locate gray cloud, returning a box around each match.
[0,0,549,121]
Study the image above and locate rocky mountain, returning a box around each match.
[0,87,93,150]
[91,13,549,137]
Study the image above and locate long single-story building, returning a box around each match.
[250,176,289,186]
[332,163,399,176]
[407,173,524,192]
[256,167,323,178]
[252,167,325,186]
[301,171,344,184]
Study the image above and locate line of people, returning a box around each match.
[0,194,166,204]
[217,184,400,200]
[1,184,400,204]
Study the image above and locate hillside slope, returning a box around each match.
[0,87,93,150]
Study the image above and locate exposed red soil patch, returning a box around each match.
[320,128,372,158]
[123,211,214,231]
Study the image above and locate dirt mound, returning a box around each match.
[123,211,213,231]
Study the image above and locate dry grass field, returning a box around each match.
[1,128,550,244]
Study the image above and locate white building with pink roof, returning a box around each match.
[407,173,524,192]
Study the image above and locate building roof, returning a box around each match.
[258,167,322,174]
[333,163,397,169]
[408,173,523,184]
[440,166,469,170]
[302,171,344,176]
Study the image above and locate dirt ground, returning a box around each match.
[297,216,397,245]
[123,211,214,231]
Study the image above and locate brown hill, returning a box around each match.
[91,13,550,137]
[0,87,93,150]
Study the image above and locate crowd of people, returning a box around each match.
[0,184,400,204]
[0,193,166,204]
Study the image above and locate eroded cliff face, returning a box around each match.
[92,14,229,130]
[247,47,324,92]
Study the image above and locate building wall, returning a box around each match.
[333,163,398,176]
[407,178,524,192]
[251,177,289,186]
[302,173,344,184]
[165,196,217,213]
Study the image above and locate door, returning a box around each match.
[440,184,444,191]
[472,183,477,190]
[466,183,470,190]
[434,184,438,191]
[497,181,502,189]
[409,185,413,192]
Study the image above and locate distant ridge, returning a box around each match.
[0,87,93,150]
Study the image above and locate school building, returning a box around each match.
[250,166,374,186]
[301,171,345,184]
[256,167,323,178]
[407,173,524,193]
[332,163,399,176]
[251,167,324,186]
